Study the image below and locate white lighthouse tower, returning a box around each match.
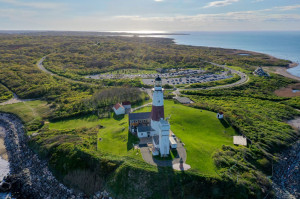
[151,76,165,132]
[151,76,170,157]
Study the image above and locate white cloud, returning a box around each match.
[275,5,300,11]
[154,0,164,2]
[203,0,239,8]
[0,0,64,9]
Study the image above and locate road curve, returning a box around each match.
[36,56,96,86]
[36,56,249,93]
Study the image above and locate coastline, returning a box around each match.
[264,62,300,82]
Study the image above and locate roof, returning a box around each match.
[129,112,151,121]
[113,103,124,110]
[169,136,177,145]
[122,101,131,105]
[137,126,154,132]
[233,136,247,146]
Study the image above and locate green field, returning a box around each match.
[134,100,237,175]
[49,113,142,160]
[0,100,51,131]
[0,100,49,123]
[49,100,236,175]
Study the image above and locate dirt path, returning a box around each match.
[0,87,34,106]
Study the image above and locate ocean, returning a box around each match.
[144,31,300,77]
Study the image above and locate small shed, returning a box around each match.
[113,103,125,115]
[122,101,131,109]
[169,136,177,149]
[217,111,224,119]
[233,136,247,146]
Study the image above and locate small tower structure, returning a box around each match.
[158,119,170,157]
[151,76,165,132]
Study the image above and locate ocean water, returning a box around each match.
[144,31,300,77]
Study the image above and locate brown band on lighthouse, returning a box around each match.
[151,105,164,121]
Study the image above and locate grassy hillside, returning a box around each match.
[0,100,51,130]
[135,100,237,175]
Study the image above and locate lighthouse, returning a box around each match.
[150,76,170,157]
[151,76,165,132]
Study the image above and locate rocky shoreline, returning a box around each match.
[272,140,300,199]
[0,113,111,199]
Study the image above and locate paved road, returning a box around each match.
[36,56,96,86]
[37,56,53,75]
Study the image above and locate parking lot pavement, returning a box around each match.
[142,72,231,86]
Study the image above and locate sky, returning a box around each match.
[0,0,300,32]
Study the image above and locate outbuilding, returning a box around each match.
[169,136,177,149]
[113,103,125,115]
[217,111,224,119]
[122,101,131,109]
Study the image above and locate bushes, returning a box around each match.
[0,84,12,102]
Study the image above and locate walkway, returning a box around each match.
[139,141,190,170]
[0,85,34,106]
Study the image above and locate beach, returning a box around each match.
[264,62,300,82]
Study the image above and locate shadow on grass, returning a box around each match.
[127,131,139,151]
[219,118,230,128]
[113,113,124,121]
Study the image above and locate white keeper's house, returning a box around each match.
[113,103,125,115]
[129,76,173,157]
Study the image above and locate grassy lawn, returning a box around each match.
[46,99,237,176]
[49,115,101,129]
[0,100,49,123]
[49,113,142,160]
[136,100,237,176]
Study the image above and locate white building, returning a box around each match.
[122,101,131,113]
[113,103,125,115]
[217,111,224,119]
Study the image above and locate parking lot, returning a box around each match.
[85,69,206,80]
[142,72,232,85]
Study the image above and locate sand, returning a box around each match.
[0,138,8,161]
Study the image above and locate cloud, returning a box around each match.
[275,5,300,11]
[203,0,239,8]
[154,0,164,2]
[0,0,64,9]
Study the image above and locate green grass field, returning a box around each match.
[135,100,237,175]
[0,100,49,123]
[49,113,143,160]
[45,99,237,176]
